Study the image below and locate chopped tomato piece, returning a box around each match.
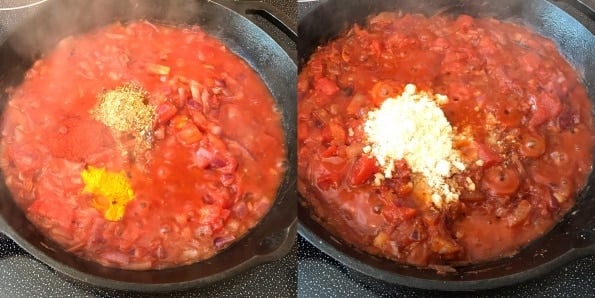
[519,52,541,72]
[176,122,202,146]
[315,77,339,96]
[316,175,340,191]
[297,77,309,93]
[188,105,208,128]
[477,36,497,55]
[529,93,562,128]
[348,155,378,186]
[207,133,227,151]
[370,40,382,56]
[157,102,178,124]
[320,145,338,158]
[328,122,346,145]
[170,115,189,129]
[382,204,417,223]
[346,94,367,116]
[28,197,75,229]
[312,108,331,126]
[298,121,309,142]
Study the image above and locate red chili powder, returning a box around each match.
[47,116,116,161]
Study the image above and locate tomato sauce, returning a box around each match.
[1,21,285,270]
[298,13,592,268]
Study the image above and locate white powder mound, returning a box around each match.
[363,84,465,208]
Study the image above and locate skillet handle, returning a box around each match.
[209,0,297,62]
[575,0,595,16]
[550,0,595,29]
[253,219,297,261]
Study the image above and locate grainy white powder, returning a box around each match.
[363,84,465,208]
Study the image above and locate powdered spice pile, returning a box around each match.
[363,84,466,208]
[47,116,116,161]
[91,84,156,151]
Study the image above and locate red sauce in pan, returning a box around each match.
[1,21,285,269]
[298,13,592,268]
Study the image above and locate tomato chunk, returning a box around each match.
[382,204,417,223]
[348,156,378,186]
[328,122,346,145]
[320,145,338,158]
[156,102,177,124]
[28,197,75,230]
[529,93,561,128]
[176,122,203,146]
[315,77,339,96]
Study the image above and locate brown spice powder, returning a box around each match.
[91,84,155,152]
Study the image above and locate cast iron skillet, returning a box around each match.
[298,0,595,291]
[0,0,296,292]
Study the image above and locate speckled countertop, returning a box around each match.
[0,0,297,297]
[297,0,595,297]
[0,235,297,297]
[298,236,595,297]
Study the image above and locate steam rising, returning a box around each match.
[297,0,593,98]
[0,0,50,11]
[6,0,209,58]
[299,0,548,64]
[0,0,228,118]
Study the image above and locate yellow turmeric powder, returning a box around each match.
[81,166,135,221]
